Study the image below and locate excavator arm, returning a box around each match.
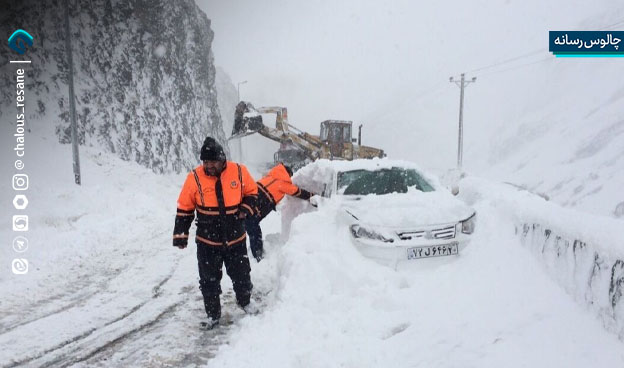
[230,100,386,167]
[230,101,322,160]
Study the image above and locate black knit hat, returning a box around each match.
[200,137,226,162]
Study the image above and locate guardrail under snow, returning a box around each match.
[460,177,624,340]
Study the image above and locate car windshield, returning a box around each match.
[337,167,435,195]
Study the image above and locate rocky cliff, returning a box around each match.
[1,0,227,173]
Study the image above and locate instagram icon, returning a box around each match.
[12,174,29,191]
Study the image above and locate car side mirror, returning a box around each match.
[451,185,459,196]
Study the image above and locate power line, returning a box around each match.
[370,17,624,130]
[466,49,545,74]
[456,18,624,77]
[475,56,552,78]
[473,19,624,78]
[601,18,624,30]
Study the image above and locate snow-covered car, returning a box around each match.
[293,159,476,266]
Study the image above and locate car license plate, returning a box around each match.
[407,242,459,260]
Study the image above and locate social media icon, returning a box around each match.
[13,194,28,210]
[13,236,28,253]
[12,174,29,191]
[8,30,34,55]
[12,258,28,274]
[12,215,28,231]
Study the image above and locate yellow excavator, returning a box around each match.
[230,101,385,170]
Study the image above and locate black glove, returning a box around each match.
[173,237,188,249]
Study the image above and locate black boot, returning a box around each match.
[200,318,220,330]
[202,293,221,321]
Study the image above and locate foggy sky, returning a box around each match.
[198,0,618,169]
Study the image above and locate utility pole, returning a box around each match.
[449,73,476,170]
[64,0,81,185]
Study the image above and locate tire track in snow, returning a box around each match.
[0,231,170,336]
[75,290,273,367]
[77,292,237,367]
[0,284,100,335]
[1,255,182,368]
[38,302,184,368]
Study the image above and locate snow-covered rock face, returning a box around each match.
[1,0,226,173]
[341,190,474,228]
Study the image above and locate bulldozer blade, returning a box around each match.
[230,101,265,140]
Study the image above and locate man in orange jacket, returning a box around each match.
[246,163,313,261]
[173,137,258,329]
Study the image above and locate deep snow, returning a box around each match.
[208,183,624,367]
[1,132,623,366]
[3,1,624,366]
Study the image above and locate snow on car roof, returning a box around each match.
[293,158,443,195]
[298,157,428,173]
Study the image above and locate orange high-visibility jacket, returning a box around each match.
[255,163,312,220]
[173,161,257,246]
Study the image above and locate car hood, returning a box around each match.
[339,189,474,228]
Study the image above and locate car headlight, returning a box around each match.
[461,213,476,234]
[350,224,394,243]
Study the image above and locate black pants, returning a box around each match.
[196,241,252,320]
[245,215,263,260]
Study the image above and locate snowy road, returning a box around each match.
[206,197,624,367]
[1,151,623,367]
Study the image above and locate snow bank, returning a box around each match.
[460,176,624,339]
[210,174,624,367]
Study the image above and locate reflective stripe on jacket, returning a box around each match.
[173,161,258,246]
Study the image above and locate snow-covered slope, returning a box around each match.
[362,6,624,219]
[472,52,624,218]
